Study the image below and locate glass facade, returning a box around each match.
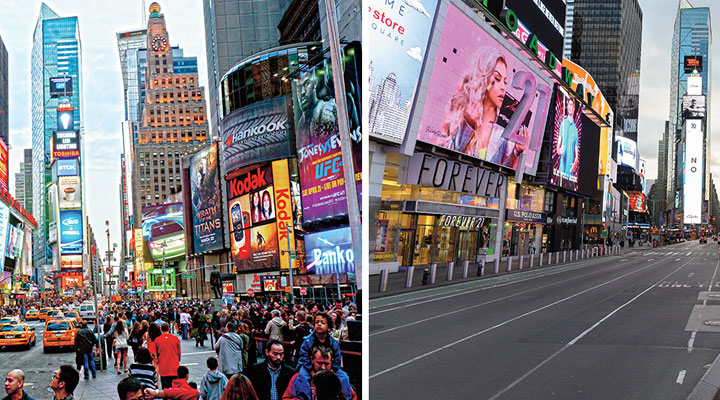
[117,30,147,123]
[0,35,7,145]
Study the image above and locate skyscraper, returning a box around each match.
[0,34,7,145]
[31,3,84,274]
[15,165,25,208]
[22,149,32,215]
[117,29,147,123]
[202,0,292,138]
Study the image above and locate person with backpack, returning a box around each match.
[214,322,244,380]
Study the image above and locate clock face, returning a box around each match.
[151,36,167,51]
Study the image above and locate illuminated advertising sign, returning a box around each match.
[228,162,281,272]
[367,0,440,143]
[561,58,612,123]
[56,159,78,176]
[5,224,23,260]
[682,95,706,119]
[0,138,7,192]
[58,176,81,209]
[59,210,83,255]
[189,144,223,253]
[684,119,703,224]
[616,137,637,170]
[61,274,83,289]
[627,191,647,213]
[220,95,294,174]
[687,75,702,96]
[548,85,584,191]
[506,0,566,60]
[293,45,362,225]
[684,56,703,73]
[305,227,355,275]
[60,255,82,269]
[146,268,176,292]
[141,203,185,261]
[56,109,74,131]
[271,159,296,270]
[0,204,9,262]
[416,4,552,175]
[49,76,73,98]
[52,131,80,159]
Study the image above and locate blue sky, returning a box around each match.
[0,0,208,262]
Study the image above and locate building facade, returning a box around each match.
[278,0,322,45]
[0,34,7,146]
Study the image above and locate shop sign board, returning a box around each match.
[405,152,506,198]
[506,209,545,224]
[437,215,484,229]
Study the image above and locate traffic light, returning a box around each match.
[232,265,237,274]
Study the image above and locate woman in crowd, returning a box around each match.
[220,373,258,400]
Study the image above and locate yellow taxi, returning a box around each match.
[65,311,82,324]
[38,308,52,321]
[44,309,64,321]
[0,323,35,350]
[0,316,20,325]
[43,319,77,352]
[25,310,39,321]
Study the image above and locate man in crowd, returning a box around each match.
[3,369,34,400]
[179,309,191,340]
[155,323,182,389]
[75,321,98,379]
[143,366,199,400]
[245,339,294,400]
[116,377,143,400]
[214,322,244,379]
[49,365,79,400]
[283,346,355,400]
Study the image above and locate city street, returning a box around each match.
[370,241,720,399]
[0,323,218,400]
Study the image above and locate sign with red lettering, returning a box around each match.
[247,288,255,297]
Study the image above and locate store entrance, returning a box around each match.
[456,230,478,264]
[398,230,415,267]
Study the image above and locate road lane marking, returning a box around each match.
[370,257,679,379]
[487,259,693,400]
[677,370,686,384]
[648,259,654,261]
[180,363,198,366]
[688,252,693,256]
[182,351,215,356]
[687,332,696,353]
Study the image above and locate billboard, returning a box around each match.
[52,130,80,159]
[57,109,74,131]
[416,4,552,175]
[271,159,297,271]
[141,203,185,261]
[684,56,703,73]
[687,75,702,96]
[548,85,584,191]
[227,163,282,272]
[0,204,9,263]
[561,58,613,124]
[506,0,566,60]
[367,0,440,143]
[58,176,81,209]
[684,119,703,224]
[56,159,78,177]
[0,137,7,192]
[627,191,647,212]
[49,76,73,98]
[146,268,176,292]
[61,274,83,289]
[220,95,294,174]
[616,136,637,170]
[293,46,362,224]
[682,95,706,119]
[59,210,83,255]
[189,144,223,253]
[305,227,355,275]
[59,255,82,269]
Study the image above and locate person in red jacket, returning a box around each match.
[143,366,199,400]
[154,323,181,389]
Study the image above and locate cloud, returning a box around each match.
[403,0,431,18]
[406,46,423,62]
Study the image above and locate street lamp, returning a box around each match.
[161,241,167,308]
[105,221,111,297]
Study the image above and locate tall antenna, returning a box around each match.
[141,0,147,24]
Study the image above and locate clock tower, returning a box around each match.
[146,2,172,77]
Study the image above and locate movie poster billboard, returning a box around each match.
[548,85,584,191]
[58,176,81,209]
[682,95,706,119]
[141,203,185,261]
[227,163,281,271]
[368,0,440,143]
[293,44,362,224]
[416,4,552,175]
[220,95,294,174]
[189,144,223,253]
[59,210,83,255]
[684,119,703,224]
[305,227,355,275]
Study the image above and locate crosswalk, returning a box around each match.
[626,250,720,257]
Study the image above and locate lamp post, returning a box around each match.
[105,221,111,297]
[161,241,167,308]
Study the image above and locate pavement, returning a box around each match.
[0,324,222,400]
[370,240,720,399]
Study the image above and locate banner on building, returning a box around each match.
[58,176,81,209]
[684,119,703,224]
[141,203,185,261]
[189,144,223,253]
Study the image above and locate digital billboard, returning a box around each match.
[506,0,566,60]
[687,76,702,95]
[220,95,294,174]
[60,255,82,269]
[189,144,223,253]
[61,274,82,289]
[305,227,355,275]
[616,136,637,170]
[0,204,9,263]
[293,45,362,224]
[146,268,176,292]
[59,210,83,255]
[416,4,552,175]
[58,176,81,209]
[227,163,282,272]
[684,119,703,224]
[52,130,80,159]
[49,76,73,98]
[627,191,647,212]
[56,159,78,177]
[684,56,703,73]
[367,0,439,143]
[0,137,7,192]
[548,85,584,191]
[141,203,185,261]
[57,109,74,131]
[682,95,706,119]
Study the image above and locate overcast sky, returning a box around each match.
[0,0,207,263]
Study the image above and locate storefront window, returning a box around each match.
[414,225,434,265]
[506,181,545,212]
[434,226,456,263]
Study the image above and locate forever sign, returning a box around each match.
[405,152,506,198]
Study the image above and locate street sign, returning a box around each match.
[300,287,307,295]
[104,281,115,285]
[106,267,113,274]
[247,288,255,296]
[181,274,196,279]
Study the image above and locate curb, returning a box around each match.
[688,352,720,400]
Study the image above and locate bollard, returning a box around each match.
[430,264,437,284]
[481,259,486,276]
[519,255,524,270]
[463,260,469,279]
[557,251,561,264]
[563,250,567,263]
[447,262,454,281]
[379,269,389,292]
[507,256,513,272]
[576,249,579,260]
[540,252,544,266]
[405,266,415,288]
[494,258,500,274]
[530,253,535,268]
[569,250,573,261]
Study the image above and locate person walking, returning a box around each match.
[155,323,182,389]
[128,347,158,390]
[199,357,228,400]
[75,321,98,380]
[180,309,191,341]
[264,310,285,342]
[106,317,130,374]
[214,322,244,380]
[192,309,208,347]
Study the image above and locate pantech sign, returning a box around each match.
[684,119,703,224]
